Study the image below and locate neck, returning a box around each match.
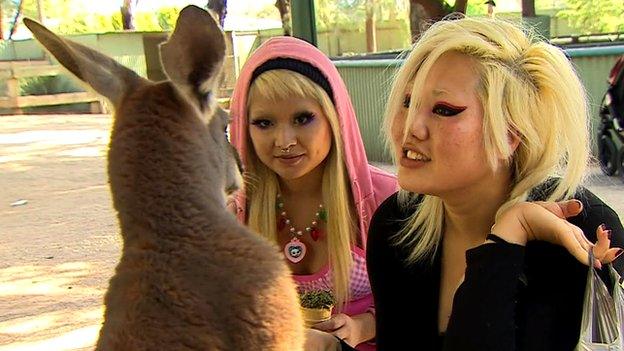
[441,170,512,243]
[278,162,325,198]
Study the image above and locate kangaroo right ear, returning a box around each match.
[23,17,142,108]
[159,5,226,115]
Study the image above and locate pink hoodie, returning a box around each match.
[230,37,397,244]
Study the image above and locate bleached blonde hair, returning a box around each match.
[246,69,356,309]
[383,17,590,264]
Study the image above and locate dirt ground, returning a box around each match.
[1,114,624,351]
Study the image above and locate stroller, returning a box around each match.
[597,54,624,183]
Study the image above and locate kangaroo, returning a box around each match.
[24,6,304,350]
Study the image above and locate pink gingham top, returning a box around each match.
[294,246,376,351]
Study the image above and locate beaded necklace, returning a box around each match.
[276,193,327,263]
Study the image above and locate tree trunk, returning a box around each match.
[207,0,227,27]
[8,0,25,40]
[36,0,44,22]
[365,0,377,53]
[0,4,4,40]
[121,0,136,30]
[454,0,468,13]
[409,0,447,42]
[411,0,447,21]
[275,0,291,36]
[522,0,536,17]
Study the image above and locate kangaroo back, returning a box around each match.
[24,6,304,350]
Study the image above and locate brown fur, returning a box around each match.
[24,6,304,350]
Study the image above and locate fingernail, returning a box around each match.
[606,230,612,240]
[596,260,603,270]
[571,199,582,212]
[599,223,608,231]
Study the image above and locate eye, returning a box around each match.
[250,118,272,129]
[432,103,466,117]
[402,94,411,108]
[294,112,315,125]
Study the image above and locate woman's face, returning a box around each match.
[248,95,333,181]
[391,51,498,197]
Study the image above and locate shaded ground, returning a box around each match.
[1,114,623,351]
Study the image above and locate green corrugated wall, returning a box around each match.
[335,46,624,162]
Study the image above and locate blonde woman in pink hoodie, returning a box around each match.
[229,36,397,350]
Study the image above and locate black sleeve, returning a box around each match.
[442,243,525,351]
[366,194,438,351]
[366,193,403,350]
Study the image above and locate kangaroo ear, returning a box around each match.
[23,17,142,108]
[159,5,226,113]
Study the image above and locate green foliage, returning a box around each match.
[157,7,181,31]
[315,0,409,32]
[558,0,624,34]
[19,75,82,95]
[299,290,335,309]
[1,0,182,35]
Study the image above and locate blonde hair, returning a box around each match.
[246,69,356,309]
[384,17,590,264]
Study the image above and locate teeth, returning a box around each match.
[406,150,428,161]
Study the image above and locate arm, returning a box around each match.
[443,199,622,351]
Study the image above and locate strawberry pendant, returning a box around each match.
[310,228,321,241]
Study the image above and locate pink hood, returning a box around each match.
[229,36,397,247]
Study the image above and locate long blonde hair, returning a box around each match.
[246,69,356,309]
[383,17,590,264]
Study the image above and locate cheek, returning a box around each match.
[249,129,267,147]
[391,114,406,147]
[437,123,486,166]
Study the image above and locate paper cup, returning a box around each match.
[301,306,333,327]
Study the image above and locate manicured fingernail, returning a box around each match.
[599,223,608,231]
[571,199,582,212]
[605,230,612,240]
[596,260,603,270]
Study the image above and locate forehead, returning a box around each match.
[248,95,322,115]
[405,51,480,94]
[424,52,479,92]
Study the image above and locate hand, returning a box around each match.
[312,312,375,347]
[304,328,342,351]
[491,199,623,268]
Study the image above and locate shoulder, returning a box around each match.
[370,192,420,230]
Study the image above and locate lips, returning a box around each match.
[400,145,430,168]
[275,154,305,165]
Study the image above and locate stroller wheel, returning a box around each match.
[598,134,618,176]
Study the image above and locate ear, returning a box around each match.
[23,17,142,108]
[507,129,521,154]
[159,5,226,113]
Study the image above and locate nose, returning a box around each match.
[275,125,297,149]
[406,106,429,141]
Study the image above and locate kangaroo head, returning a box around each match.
[23,5,242,204]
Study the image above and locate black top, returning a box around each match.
[355,187,623,351]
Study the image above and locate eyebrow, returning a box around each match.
[432,88,451,96]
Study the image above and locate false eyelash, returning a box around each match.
[432,103,467,117]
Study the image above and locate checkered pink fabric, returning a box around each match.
[293,245,372,301]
